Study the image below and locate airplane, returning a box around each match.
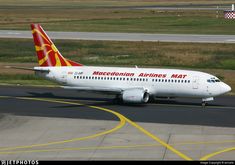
[9,24,232,106]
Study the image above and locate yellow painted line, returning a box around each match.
[5,97,192,160]
[200,147,235,160]
[0,143,161,155]
[124,117,192,160]
[0,97,126,151]
[89,105,192,161]
[0,96,11,98]
[1,139,235,155]
[1,95,235,160]
[172,140,235,146]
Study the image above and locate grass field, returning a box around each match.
[0,1,235,34]
[1,0,234,7]
[0,38,234,92]
[1,38,234,70]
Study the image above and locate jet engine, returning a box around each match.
[122,88,149,103]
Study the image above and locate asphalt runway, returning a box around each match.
[0,85,235,160]
[1,30,235,43]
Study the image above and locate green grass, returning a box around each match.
[1,38,235,70]
[0,74,57,86]
[52,15,235,34]
[0,38,234,93]
[0,2,235,34]
[0,0,234,8]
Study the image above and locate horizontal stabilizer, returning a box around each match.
[5,66,50,72]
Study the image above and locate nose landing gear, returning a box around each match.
[202,97,214,107]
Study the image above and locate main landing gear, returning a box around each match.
[201,101,207,107]
[201,97,214,107]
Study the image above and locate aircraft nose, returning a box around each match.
[222,83,231,94]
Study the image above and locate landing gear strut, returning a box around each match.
[201,101,207,107]
[201,97,214,108]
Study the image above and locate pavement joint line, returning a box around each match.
[0,97,126,151]
[163,133,171,160]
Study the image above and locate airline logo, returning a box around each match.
[93,71,187,79]
[31,24,82,67]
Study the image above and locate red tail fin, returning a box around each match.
[31,24,83,67]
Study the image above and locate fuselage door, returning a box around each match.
[60,71,67,84]
[192,76,199,89]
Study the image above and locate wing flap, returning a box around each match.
[61,86,122,94]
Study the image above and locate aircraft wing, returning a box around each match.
[61,86,122,94]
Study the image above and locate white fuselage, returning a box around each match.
[35,66,231,100]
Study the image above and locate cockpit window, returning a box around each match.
[207,78,220,83]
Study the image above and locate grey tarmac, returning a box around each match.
[0,30,235,43]
[0,85,234,160]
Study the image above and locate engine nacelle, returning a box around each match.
[122,88,149,103]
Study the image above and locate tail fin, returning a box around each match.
[31,24,83,67]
